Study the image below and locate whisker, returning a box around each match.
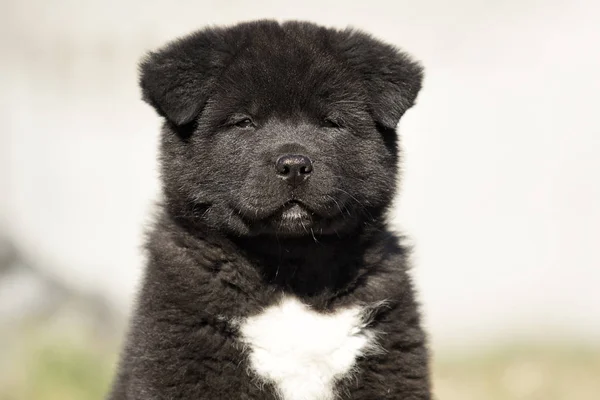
[325,194,346,217]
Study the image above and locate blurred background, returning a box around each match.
[1,0,599,399]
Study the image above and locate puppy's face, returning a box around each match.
[141,21,422,237]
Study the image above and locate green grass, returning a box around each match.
[1,323,598,400]
[434,343,600,400]
[0,324,117,400]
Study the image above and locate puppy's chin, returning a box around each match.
[191,198,366,237]
[266,202,317,236]
[245,203,360,237]
[179,199,371,238]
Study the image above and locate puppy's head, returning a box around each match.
[141,21,423,237]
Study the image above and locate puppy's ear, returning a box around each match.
[139,30,233,126]
[333,30,424,129]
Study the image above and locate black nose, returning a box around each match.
[275,154,313,186]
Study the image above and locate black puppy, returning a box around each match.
[108,20,430,400]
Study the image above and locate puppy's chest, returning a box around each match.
[238,297,379,400]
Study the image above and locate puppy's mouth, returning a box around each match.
[276,200,313,222]
[260,199,323,235]
[242,198,321,221]
[234,197,354,236]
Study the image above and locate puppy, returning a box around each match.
[108,20,430,400]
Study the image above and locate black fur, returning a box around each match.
[109,20,430,399]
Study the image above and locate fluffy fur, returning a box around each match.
[108,20,430,399]
[239,296,380,400]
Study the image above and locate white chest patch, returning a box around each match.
[239,297,378,400]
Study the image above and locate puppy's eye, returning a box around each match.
[323,118,342,128]
[235,118,254,128]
